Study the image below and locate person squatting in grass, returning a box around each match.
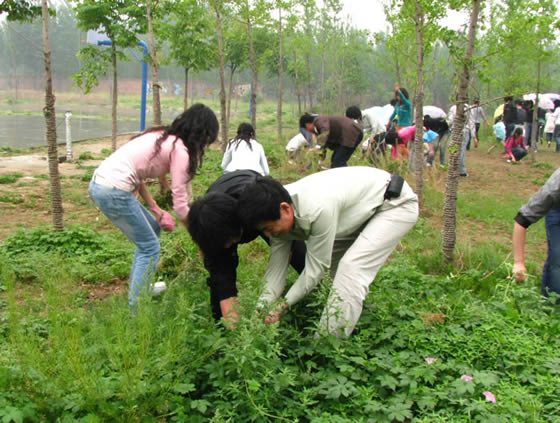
[89,104,219,307]
[187,170,306,326]
[236,166,419,337]
[503,127,528,163]
[513,168,560,302]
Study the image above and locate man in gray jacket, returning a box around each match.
[237,167,418,337]
[513,168,560,300]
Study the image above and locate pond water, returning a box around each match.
[0,115,142,149]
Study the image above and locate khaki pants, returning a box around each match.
[319,182,418,337]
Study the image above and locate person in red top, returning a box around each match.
[503,127,528,163]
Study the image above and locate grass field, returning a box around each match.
[1,99,560,422]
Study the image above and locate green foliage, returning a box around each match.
[0,225,131,283]
[2,254,560,421]
[0,0,41,22]
[0,172,23,184]
[78,151,96,161]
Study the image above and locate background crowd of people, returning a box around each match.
[88,87,560,337]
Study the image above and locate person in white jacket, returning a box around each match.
[221,123,270,176]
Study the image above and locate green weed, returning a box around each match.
[78,151,96,161]
[0,173,23,184]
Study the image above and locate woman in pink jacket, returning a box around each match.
[89,104,219,306]
[504,127,528,163]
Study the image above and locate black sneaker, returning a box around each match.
[460,173,468,177]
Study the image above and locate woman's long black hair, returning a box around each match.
[228,122,255,151]
[396,88,409,103]
[131,103,218,179]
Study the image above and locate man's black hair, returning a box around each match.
[187,192,241,253]
[345,105,362,120]
[504,95,513,102]
[299,113,315,129]
[390,98,398,107]
[237,176,292,229]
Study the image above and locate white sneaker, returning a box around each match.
[151,281,167,296]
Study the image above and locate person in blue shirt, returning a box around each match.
[493,116,506,146]
[408,127,437,170]
[388,84,412,129]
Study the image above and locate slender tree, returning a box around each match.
[159,0,216,110]
[442,0,481,263]
[208,0,228,148]
[73,0,143,151]
[412,0,426,205]
[276,0,284,142]
[41,0,63,230]
[146,0,161,125]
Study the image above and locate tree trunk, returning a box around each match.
[294,53,302,116]
[442,0,481,263]
[184,67,189,110]
[306,53,313,111]
[41,0,63,231]
[227,64,237,133]
[389,19,402,85]
[211,0,228,150]
[530,60,541,163]
[413,0,425,207]
[146,0,162,125]
[320,53,325,111]
[277,5,283,142]
[111,43,118,152]
[247,7,257,130]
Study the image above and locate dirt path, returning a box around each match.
[0,135,130,177]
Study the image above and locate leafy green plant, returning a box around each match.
[0,225,131,283]
[78,151,96,160]
[0,172,24,184]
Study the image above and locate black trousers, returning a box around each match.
[331,145,357,168]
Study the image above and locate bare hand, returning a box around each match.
[513,262,526,282]
[264,302,288,325]
[394,83,400,91]
[158,211,176,232]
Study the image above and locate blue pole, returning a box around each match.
[137,40,148,132]
[98,39,148,132]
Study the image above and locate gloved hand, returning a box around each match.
[158,210,176,232]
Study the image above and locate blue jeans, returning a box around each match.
[543,208,560,301]
[554,125,560,152]
[89,180,161,306]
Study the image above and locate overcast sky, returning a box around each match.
[340,0,468,33]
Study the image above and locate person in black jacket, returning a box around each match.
[424,115,450,166]
[187,170,306,326]
[503,96,517,139]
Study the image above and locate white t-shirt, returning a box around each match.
[221,138,270,176]
[553,107,560,126]
[286,133,308,152]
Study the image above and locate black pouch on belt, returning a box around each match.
[384,174,404,200]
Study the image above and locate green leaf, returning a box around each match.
[173,383,195,394]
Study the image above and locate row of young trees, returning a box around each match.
[384,0,559,261]
[0,0,559,262]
